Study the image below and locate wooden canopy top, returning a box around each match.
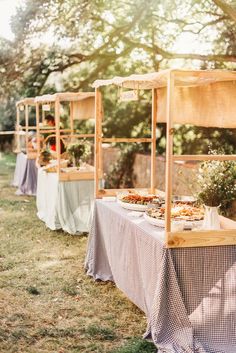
[35,92,95,103]
[16,98,36,106]
[92,69,236,89]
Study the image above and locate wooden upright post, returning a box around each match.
[36,103,41,157]
[95,88,102,198]
[70,102,74,137]
[151,88,157,194]
[165,71,174,234]
[25,104,29,154]
[16,106,20,152]
[55,97,61,177]
[42,109,45,123]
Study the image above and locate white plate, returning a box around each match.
[144,213,203,230]
[117,199,149,211]
[144,213,165,227]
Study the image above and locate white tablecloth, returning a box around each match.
[36,168,94,234]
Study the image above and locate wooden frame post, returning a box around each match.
[25,104,29,154]
[36,102,41,157]
[95,88,102,197]
[42,109,45,122]
[70,101,74,138]
[165,71,174,234]
[35,92,95,182]
[55,97,61,176]
[16,105,20,152]
[94,85,156,197]
[151,88,157,194]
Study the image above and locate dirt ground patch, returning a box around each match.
[0,154,156,353]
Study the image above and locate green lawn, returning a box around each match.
[0,153,156,353]
[0,152,16,187]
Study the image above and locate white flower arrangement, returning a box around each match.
[196,148,236,213]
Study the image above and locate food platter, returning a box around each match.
[144,212,203,230]
[117,194,163,211]
[117,199,149,211]
[145,203,204,230]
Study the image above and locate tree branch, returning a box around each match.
[123,37,236,62]
[212,0,236,22]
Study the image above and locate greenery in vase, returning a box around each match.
[67,141,91,167]
[196,148,236,213]
[39,149,51,166]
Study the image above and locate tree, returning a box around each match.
[4,0,236,97]
[1,0,236,154]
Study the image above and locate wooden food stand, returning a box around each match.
[93,69,236,248]
[16,98,37,159]
[35,92,95,181]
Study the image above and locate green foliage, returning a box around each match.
[1,0,236,157]
[196,148,236,212]
[39,149,52,165]
[105,144,144,189]
[173,126,236,155]
[67,140,91,167]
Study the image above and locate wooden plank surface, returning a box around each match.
[151,88,157,193]
[95,88,102,198]
[102,137,152,143]
[165,70,174,233]
[173,154,236,161]
[19,126,37,130]
[64,133,95,139]
[69,101,74,138]
[167,229,236,248]
[36,103,40,157]
[0,131,15,135]
[16,98,36,106]
[59,171,94,181]
[25,104,29,154]
[39,129,73,134]
[16,107,20,152]
[96,187,158,198]
[55,98,61,176]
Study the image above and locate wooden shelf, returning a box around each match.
[59,171,94,181]
[173,154,236,161]
[167,229,236,248]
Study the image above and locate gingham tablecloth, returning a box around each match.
[85,200,236,353]
[19,158,38,195]
[13,152,38,195]
[12,152,27,187]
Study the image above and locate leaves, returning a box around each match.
[1,0,236,150]
[196,149,236,211]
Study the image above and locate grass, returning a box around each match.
[85,325,117,341]
[110,339,156,353]
[0,153,156,353]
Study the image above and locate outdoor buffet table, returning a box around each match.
[36,168,94,234]
[13,152,37,195]
[85,200,236,353]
